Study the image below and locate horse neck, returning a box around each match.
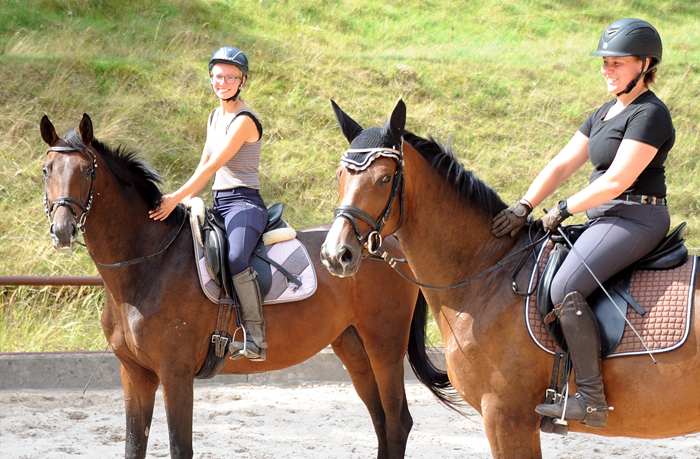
[83,156,172,273]
[396,145,516,291]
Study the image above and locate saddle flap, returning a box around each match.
[587,284,627,356]
[537,243,569,351]
[202,215,234,299]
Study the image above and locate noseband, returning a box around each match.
[333,146,404,255]
[44,145,97,233]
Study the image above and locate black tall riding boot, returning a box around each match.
[229,267,267,361]
[535,291,611,428]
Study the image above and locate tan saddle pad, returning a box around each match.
[525,240,697,358]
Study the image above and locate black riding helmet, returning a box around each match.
[208,46,249,102]
[590,18,663,95]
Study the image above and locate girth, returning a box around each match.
[537,222,688,357]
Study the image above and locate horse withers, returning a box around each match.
[320,99,700,459]
[40,113,449,459]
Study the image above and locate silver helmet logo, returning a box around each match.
[603,42,608,49]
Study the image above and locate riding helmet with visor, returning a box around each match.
[209,46,248,102]
[590,18,662,95]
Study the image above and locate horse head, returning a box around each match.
[40,114,97,249]
[320,99,406,277]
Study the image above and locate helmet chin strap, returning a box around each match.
[223,86,243,103]
[617,58,648,96]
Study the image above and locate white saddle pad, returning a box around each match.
[188,199,317,305]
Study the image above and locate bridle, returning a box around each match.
[332,141,547,291]
[43,142,186,269]
[44,144,97,233]
[333,146,405,256]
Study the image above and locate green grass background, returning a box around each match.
[1,0,699,351]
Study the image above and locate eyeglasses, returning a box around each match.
[210,74,242,84]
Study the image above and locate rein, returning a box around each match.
[368,232,547,290]
[85,213,187,268]
[45,144,186,269]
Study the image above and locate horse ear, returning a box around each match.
[331,99,363,144]
[79,113,93,146]
[384,99,406,147]
[40,115,59,146]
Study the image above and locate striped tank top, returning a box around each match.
[205,107,263,191]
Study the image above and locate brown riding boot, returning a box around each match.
[535,291,611,428]
[229,267,267,362]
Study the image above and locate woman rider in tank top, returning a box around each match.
[491,19,675,428]
[150,47,269,362]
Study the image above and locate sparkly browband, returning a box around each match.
[340,148,401,171]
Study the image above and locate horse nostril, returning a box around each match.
[339,246,354,266]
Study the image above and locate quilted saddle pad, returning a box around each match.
[525,239,697,359]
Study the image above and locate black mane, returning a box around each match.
[63,128,184,224]
[403,132,507,216]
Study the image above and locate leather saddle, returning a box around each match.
[201,202,286,300]
[537,222,688,357]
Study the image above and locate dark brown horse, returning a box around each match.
[40,113,449,459]
[320,100,700,458]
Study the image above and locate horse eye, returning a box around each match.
[381,175,392,184]
[42,167,48,178]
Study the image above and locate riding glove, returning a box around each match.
[491,200,532,238]
[539,200,571,233]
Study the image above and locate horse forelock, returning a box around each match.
[62,128,91,154]
[403,133,507,217]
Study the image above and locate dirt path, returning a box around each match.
[1,382,699,458]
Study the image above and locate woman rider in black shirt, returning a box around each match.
[491,18,675,428]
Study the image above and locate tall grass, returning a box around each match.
[1,0,699,351]
[0,285,106,352]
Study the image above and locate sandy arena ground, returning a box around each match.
[1,382,699,458]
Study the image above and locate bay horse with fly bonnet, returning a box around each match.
[320,99,700,458]
[40,113,451,459]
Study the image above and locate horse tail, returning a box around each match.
[406,290,466,414]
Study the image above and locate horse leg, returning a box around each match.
[121,363,159,459]
[331,326,410,459]
[360,333,413,459]
[481,393,543,459]
[160,374,195,459]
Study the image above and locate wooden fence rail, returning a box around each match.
[0,276,103,286]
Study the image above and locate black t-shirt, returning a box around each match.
[579,91,674,197]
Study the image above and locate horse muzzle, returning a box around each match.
[49,208,78,249]
[321,219,363,277]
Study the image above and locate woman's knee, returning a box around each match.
[228,256,249,276]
